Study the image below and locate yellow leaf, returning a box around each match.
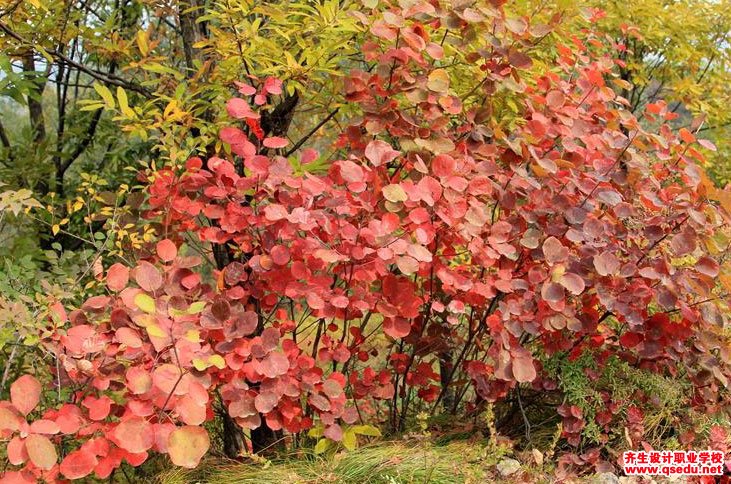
[146,324,166,338]
[184,329,201,342]
[134,293,156,314]
[342,429,357,450]
[427,69,450,93]
[117,87,135,118]
[351,425,381,436]
[209,355,226,369]
[163,100,179,119]
[136,30,149,56]
[308,425,325,438]
[93,83,115,109]
[51,224,60,235]
[187,301,206,314]
[382,184,407,203]
[192,358,208,371]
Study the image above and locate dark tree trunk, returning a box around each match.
[439,350,455,412]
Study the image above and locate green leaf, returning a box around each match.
[142,63,184,80]
[186,301,206,314]
[308,425,324,438]
[351,425,381,437]
[314,438,332,454]
[342,429,357,451]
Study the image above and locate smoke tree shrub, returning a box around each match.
[2,0,731,481]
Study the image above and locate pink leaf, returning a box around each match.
[134,261,163,292]
[114,417,154,453]
[559,273,585,295]
[263,136,289,148]
[384,318,411,338]
[542,237,568,265]
[365,140,400,167]
[226,98,258,119]
[593,252,620,277]
[254,392,279,413]
[512,356,537,383]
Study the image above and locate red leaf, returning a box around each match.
[619,332,643,348]
[546,90,565,108]
[25,434,57,470]
[167,426,209,469]
[156,239,177,262]
[83,395,112,421]
[220,127,247,145]
[114,417,154,453]
[106,263,129,292]
[270,245,290,265]
[134,261,163,292]
[263,77,283,95]
[541,281,564,302]
[10,375,41,416]
[126,366,152,395]
[696,256,719,277]
[338,160,364,183]
[234,81,256,96]
[323,379,343,398]
[670,231,696,256]
[431,154,455,177]
[175,395,207,426]
[60,449,98,480]
[55,404,84,434]
[508,49,532,69]
[264,204,288,221]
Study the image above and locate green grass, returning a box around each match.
[157,440,493,484]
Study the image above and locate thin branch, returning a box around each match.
[283,108,339,157]
[58,108,103,178]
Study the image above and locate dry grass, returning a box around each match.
[156,440,494,484]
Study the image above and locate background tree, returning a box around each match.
[515,0,731,185]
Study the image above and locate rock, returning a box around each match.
[496,458,521,476]
[593,473,620,484]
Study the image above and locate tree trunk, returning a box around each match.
[439,350,455,413]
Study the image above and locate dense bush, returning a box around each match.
[1,0,730,481]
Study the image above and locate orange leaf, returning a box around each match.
[25,434,57,470]
[10,375,41,416]
[167,426,210,468]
